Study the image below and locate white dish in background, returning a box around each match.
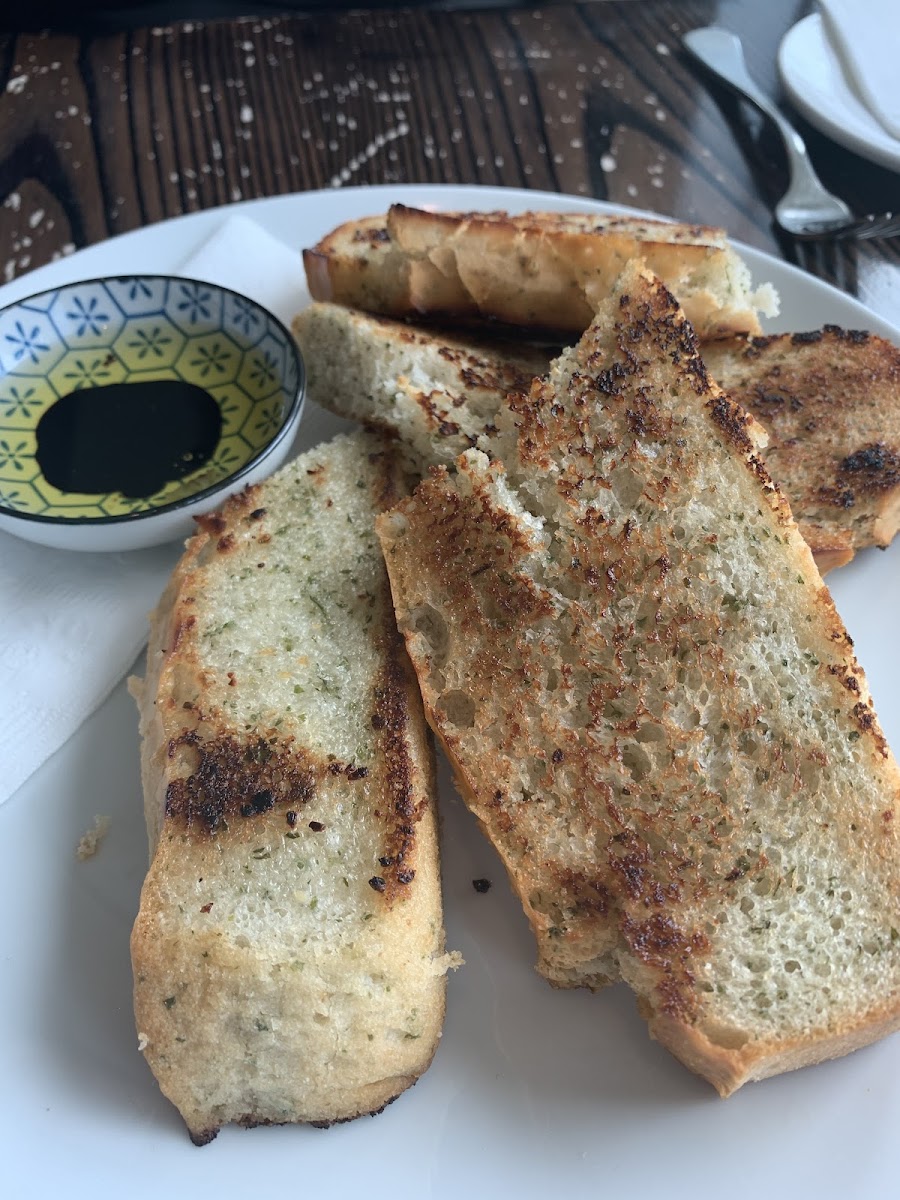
[2,185,900,1200]
[778,13,900,172]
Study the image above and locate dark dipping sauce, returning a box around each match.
[36,380,223,499]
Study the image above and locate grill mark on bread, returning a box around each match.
[456,360,541,394]
[369,649,425,901]
[164,730,317,833]
[196,511,227,537]
[195,484,266,536]
[605,829,685,908]
[551,866,613,918]
[172,614,196,650]
[820,443,900,508]
[706,393,757,457]
[620,914,709,1019]
[351,224,390,245]
[188,1091,404,1146]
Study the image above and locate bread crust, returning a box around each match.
[131,431,456,1142]
[650,1003,900,1098]
[303,215,414,316]
[376,264,900,1095]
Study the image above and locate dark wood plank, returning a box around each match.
[0,1,898,325]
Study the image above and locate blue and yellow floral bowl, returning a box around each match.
[0,275,305,551]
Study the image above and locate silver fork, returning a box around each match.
[682,26,900,241]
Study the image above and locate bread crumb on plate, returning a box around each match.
[75,814,111,861]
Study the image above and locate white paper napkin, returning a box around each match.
[0,214,307,806]
[180,213,309,328]
[819,0,900,142]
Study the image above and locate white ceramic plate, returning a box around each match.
[779,13,900,173]
[3,185,900,1200]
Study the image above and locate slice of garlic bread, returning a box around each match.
[376,263,900,1097]
[292,301,551,475]
[703,325,900,571]
[294,302,899,573]
[303,205,779,338]
[131,429,458,1144]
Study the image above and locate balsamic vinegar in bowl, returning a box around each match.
[0,274,305,551]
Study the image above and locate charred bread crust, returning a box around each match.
[189,1085,407,1145]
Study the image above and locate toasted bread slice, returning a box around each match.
[292,302,551,475]
[703,326,900,572]
[376,263,900,1097]
[293,302,899,573]
[131,429,458,1145]
[303,204,779,338]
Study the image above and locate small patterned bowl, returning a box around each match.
[0,275,305,551]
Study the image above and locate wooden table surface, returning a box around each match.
[1,0,899,324]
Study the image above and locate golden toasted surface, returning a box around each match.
[293,301,551,475]
[131,429,456,1143]
[377,264,900,1096]
[704,326,900,570]
[303,205,778,338]
[296,303,899,574]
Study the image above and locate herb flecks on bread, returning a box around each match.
[295,302,900,572]
[292,302,551,477]
[376,263,900,1096]
[131,429,458,1144]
